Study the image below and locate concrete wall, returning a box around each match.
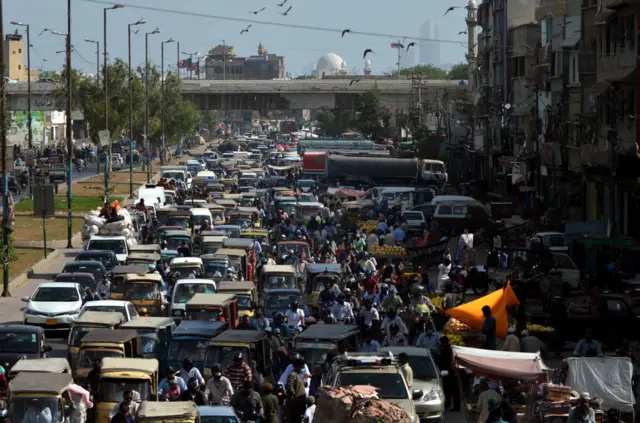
[507,0,537,29]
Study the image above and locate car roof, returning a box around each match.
[379,346,431,357]
[9,372,72,394]
[297,324,359,341]
[211,329,265,343]
[37,282,79,289]
[171,257,203,265]
[175,278,217,286]
[79,329,139,343]
[0,324,43,334]
[100,357,159,374]
[120,317,175,330]
[75,311,125,325]
[174,320,227,337]
[216,281,255,291]
[198,406,237,417]
[10,358,71,374]
[138,401,199,419]
[262,264,296,274]
[56,272,94,279]
[78,250,114,256]
[83,300,130,308]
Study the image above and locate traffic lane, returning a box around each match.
[0,249,81,334]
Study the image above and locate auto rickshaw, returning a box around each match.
[122,273,166,316]
[223,193,242,202]
[216,281,257,318]
[109,266,152,300]
[219,178,236,191]
[167,321,227,375]
[95,358,159,423]
[214,199,237,214]
[294,324,361,366]
[6,373,73,423]
[295,201,324,224]
[306,263,341,307]
[222,238,255,252]
[238,192,256,207]
[159,229,192,251]
[126,253,161,270]
[137,401,199,423]
[184,293,238,328]
[120,317,176,374]
[201,235,228,255]
[214,248,250,281]
[8,358,71,380]
[277,240,312,262]
[212,225,241,238]
[166,211,192,230]
[68,311,125,370]
[129,244,162,255]
[260,264,298,297]
[205,204,225,224]
[200,254,229,281]
[155,207,178,226]
[75,329,141,385]
[156,225,183,243]
[203,330,274,382]
[227,207,260,229]
[240,230,269,248]
[169,257,204,280]
[160,249,179,265]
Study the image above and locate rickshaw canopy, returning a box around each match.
[9,372,72,394]
[99,357,159,375]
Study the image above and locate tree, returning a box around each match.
[52,59,198,171]
[316,107,354,137]
[397,64,448,79]
[448,62,469,80]
[354,86,390,140]
[201,110,219,133]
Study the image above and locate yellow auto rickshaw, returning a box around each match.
[137,401,199,423]
[123,273,166,316]
[8,358,71,380]
[240,229,269,247]
[227,207,260,229]
[214,248,249,281]
[110,266,154,300]
[216,281,257,318]
[184,293,239,328]
[75,329,141,385]
[214,199,237,214]
[305,263,342,307]
[205,204,226,224]
[260,264,298,295]
[7,373,73,423]
[203,330,274,380]
[120,317,176,371]
[95,357,159,423]
[126,253,161,269]
[129,244,162,255]
[68,311,125,370]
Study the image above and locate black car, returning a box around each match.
[61,261,109,285]
[0,175,21,195]
[54,272,97,292]
[0,325,52,369]
[76,250,118,272]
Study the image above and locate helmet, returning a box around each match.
[365,269,373,276]
[290,300,299,308]
[233,352,243,363]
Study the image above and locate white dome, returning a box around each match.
[468,0,476,6]
[316,53,347,76]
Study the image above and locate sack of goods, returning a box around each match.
[82,211,105,242]
[314,385,408,423]
[81,208,138,246]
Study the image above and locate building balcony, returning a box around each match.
[597,51,636,82]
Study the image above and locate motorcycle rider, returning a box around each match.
[381,308,409,338]
[381,288,403,311]
[343,288,360,311]
[331,295,354,322]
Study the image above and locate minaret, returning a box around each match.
[465,0,477,91]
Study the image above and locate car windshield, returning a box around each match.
[77,349,123,369]
[88,239,127,255]
[173,283,216,304]
[205,346,249,370]
[167,217,190,229]
[0,331,39,353]
[81,255,115,270]
[56,275,94,291]
[165,237,189,251]
[403,212,423,220]
[32,287,79,302]
[229,218,252,229]
[69,327,93,347]
[193,215,211,226]
[236,295,252,310]
[337,373,408,399]
[406,355,438,380]
[211,211,225,221]
[99,379,150,402]
[265,293,302,310]
[202,245,223,255]
[64,264,102,279]
[173,267,203,280]
[124,284,161,301]
[205,263,228,279]
[280,204,296,216]
[9,398,61,423]
[201,416,240,423]
[163,171,184,181]
[140,333,160,355]
[168,339,208,362]
[265,275,297,290]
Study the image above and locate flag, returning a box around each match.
[391,42,403,49]
[178,60,185,69]
[194,62,200,75]
[184,58,192,69]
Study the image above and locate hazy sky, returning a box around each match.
[5,0,471,76]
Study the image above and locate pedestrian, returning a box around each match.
[397,352,413,391]
[573,328,602,357]
[303,396,316,423]
[520,330,548,357]
[179,377,208,405]
[230,380,263,422]
[87,358,101,393]
[205,364,234,406]
[500,328,520,352]
[285,357,307,423]
[261,382,280,423]
[481,305,497,350]
[438,336,460,411]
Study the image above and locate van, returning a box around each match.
[376,187,415,211]
[432,200,492,234]
[160,166,192,188]
[86,235,129,264]
[430,195,474,205]
[137,186,166,207]
[421,159,448,186]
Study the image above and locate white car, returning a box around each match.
[22,282,84,330]
[78,300,139,322]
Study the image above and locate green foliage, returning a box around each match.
[315,107,355,137]
[448,63,469,80]
[353,86,391,140]
[0,230,19,262]
[52,60,198,148]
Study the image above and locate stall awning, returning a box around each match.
[452,346,549,381]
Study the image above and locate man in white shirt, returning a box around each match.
[461,228,474,249]
[278,354,311,396]
[285,301,305,327]
[331,297,354,321]
[205,364,234,405]
[359,299,379,328]
[179,358,206,388]
[304,396,316,423]
[96,279,111,298]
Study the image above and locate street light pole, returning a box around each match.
[128,18,145,198]
[84,39,99,89]
[66,0,72,248]
[145,28,160,182]
[1,0,10,296]
[161,38,174,166]
[104,4,124,176]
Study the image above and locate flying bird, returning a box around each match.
[558,21,572,28]
[250,6,266,14]
[406,42,416,51]
[134,29,141,34]
[276,0,287,6]
[363,49,374,59]
[458,30,467,35]
[443,6,459,15]
[282,5,292,15]
[349,79,360,86]
[240,25,252,34]
[341,29,351,38]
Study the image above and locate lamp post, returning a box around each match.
[83,39,100,174]
[41,26,72,248]
[161,38,175,166]
[1,1,8,296]
[103,4,124,177]
[145,28,161,182]
[10,22,31,149]
[128,18,145,198]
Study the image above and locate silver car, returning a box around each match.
[380,347,446,422]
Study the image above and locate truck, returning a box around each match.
[325,154,448,190]
[160,165,192,188]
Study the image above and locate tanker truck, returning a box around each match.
[324,154,447,191]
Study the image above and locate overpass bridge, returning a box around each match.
[6,78,468,120]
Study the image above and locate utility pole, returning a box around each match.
[161,38,175,166]
[66,0,72,248]
[104,4,125,175]
[128,19,145,198]
[11,22,32,197]
[1,0,10,297]
[145,28,160,182]
[84,39,100,175]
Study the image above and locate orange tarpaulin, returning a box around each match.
[444,282,520,339]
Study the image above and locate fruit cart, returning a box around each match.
[405,240,449,269]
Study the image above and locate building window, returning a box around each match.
[18,48,21,54]
[18,65,21,70]
[12,50,15,54]
[545,19,553,43]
